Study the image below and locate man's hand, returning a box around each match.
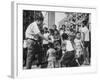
[38,32,48,41]
[48,40,53,43]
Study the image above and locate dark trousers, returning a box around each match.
[43,44,48,61]
[43,44,48,55]
[84,41,91,62]
[26,39,42,69]
[61,50,75,67]
[23,48,27,67]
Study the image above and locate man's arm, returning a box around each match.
[37,32,53,43]
[38,32,48,41]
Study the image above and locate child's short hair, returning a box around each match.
[48,43,54,48]
[82,20,87,27]
[49,29,54,35]
[44,27,48,33]
[62,33,68,40]
[53,24,57,28]
[76,31,81,35]
[44,27,48,30]
[62,24,66,28]
[70,28,74,32]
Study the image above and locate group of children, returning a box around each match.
[41,23,89,68]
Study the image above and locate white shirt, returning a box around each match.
[74,38,83,56]
[25,22,40,40]
[43,33,49,44]
[60,30,64,36]
[81,26,89,41]
[62,40,74,51]
[48,35,54,43]
[47,48,56,61]
[74,38,82,50]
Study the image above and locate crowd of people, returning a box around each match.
[23,12,91,69]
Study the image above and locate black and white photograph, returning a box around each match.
[23,10,91,69]
[11,2,97,78]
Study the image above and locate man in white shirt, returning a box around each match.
[81,25,89,42]
[80,23,90,64]
[25,16,48,69]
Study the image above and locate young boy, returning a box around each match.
[74,32,84,65]
[60,33,75,67]
[47,43,56,68]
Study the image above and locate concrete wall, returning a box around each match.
[48,11,55,28]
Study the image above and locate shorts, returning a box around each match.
[61,50,75,66]
[76,49,83,58]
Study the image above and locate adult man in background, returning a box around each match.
[81,21,90,65]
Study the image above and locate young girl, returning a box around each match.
[60,33,75,67]
[48,29,54,43]
[47,43,56,68]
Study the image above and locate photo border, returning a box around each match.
[11,1,97,78]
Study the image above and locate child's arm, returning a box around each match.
[46,50,49,58]
[51,36,54,43]
[59,49,67,64]
[61,42,66,51]
[81,41,84,49]
[73,40,77,50]
[48,35,54,43]
[81,32,85,42]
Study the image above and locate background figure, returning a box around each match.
[80,21,90,65]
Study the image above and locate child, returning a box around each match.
[47,43,56,68]
[59,28,64,36]
[54,41,62,68]
[60,33,75,67]
[54,29,61,45]
[74,32,84,65]
[54,30,60,41]
[48,29,54,43]
[43,27,49,57]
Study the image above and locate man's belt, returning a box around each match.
[26,38,42,45]
[26,38,37,42]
